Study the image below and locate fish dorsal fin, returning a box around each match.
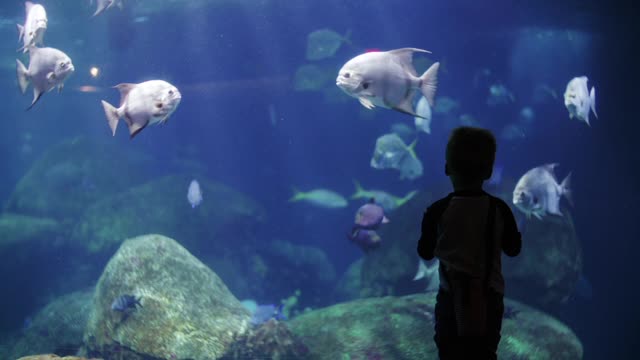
[25,1,34,13]
[542,163,558,174]
[114,83,136,107]
[388,48,431,69]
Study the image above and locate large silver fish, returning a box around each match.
[101,80,182,139]
[336,48,439,118]
[512,163,572,219]
[16,46,74,109]
[564,76,597,126]
[17,1,47,53]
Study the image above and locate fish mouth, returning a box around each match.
[336,77,358,93]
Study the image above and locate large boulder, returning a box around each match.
[503,210,582,305]
[7,289,94,359]
[289,294,583,360]
[206,240,337,312]
[71,174,266,254]
[83,234,251,360]
[355,190,433,298]
[4,136,154,225]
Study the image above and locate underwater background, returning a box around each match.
[0,0,638,359]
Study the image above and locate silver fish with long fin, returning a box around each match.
[564,76,597,126]
[17,1,47,53]
[101,80,181,139]
[512,163,572,220]
[16,46,74,109]
[336,48,439,118]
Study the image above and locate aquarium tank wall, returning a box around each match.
[0,0,637,359]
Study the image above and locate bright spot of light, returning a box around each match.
[90,67,100,78]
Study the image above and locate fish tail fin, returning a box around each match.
[16,24,24,41]
[351,179,365,199]
[289,188,304,202]
[16,59,29,94]
[397,190,418,207]
[419,62,440,107]
[590,86,597,119]
[101,100,120,136]
[560,172,573,206]
[407,138,418,159]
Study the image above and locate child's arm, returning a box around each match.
[497,200,522,257]
[417,198,449,260]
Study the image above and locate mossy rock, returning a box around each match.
[84,234,251,360]
[71,174,266,254]
[8,289,94,359]
[289,294,583,360]
[4,136,154,224]
[0,213,60,250]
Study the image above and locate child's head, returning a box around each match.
[445,126,496,183]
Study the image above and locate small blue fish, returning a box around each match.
[111,294,142,312]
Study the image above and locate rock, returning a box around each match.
[0,213,60,249]
[220,319,310,360]
[333,258,363,302]
[8,289,93,359]
[205,240,336,312]
[355,191,433,298]
[71,174,266,254]
[17,356,95,360]
[0,213,100,333]
[503,209,582,305]
[84,234,251,360]
[352,179,582,307]
[4,136,154,224]
[289,294,583,360]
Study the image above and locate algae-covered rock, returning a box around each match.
[0,213,60,249]
[503,209,582,305]
[84,234,251,360]
[4,136,154,224]
[289,294,583,360]
[71,174,266,254]
[17,356,95,360]
[355,191,433,298]
[8,289,93,359]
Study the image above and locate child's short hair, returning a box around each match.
[446,126,496,180]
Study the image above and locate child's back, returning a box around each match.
[417,127,521,360]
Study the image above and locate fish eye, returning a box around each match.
[362,82,369,90]
[344,72,351,78]
[168,90,174,95]
[156,103,163,108]
[60,63,66,68]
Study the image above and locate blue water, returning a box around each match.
[0,0,637,359]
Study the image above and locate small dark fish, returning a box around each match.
[354,198,389,230]
[111,294,142,312]
[347,228,382,252]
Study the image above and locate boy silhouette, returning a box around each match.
[417,127,521,359]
